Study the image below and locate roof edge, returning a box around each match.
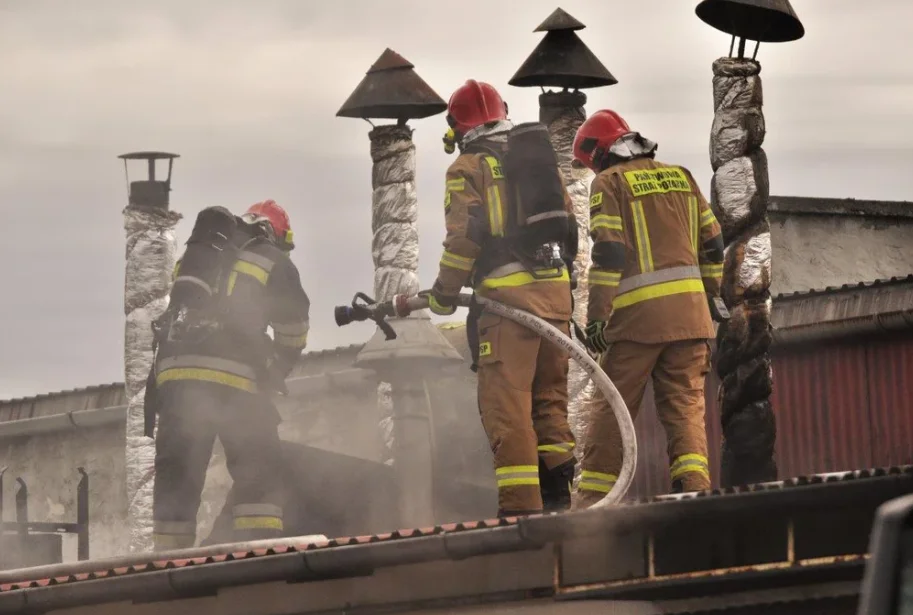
[769,196,913,219]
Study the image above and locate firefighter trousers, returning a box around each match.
[476,310,576,516]
[574,339,712,509]
[152,381,285,550]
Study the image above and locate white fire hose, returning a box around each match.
[334,291,637,507]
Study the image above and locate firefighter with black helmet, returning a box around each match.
[149,199,310,549]
[428,79,578,517]
[571,109,726,508]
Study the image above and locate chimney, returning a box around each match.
[338,50,462,527]
[118,151,182,553]
[509,7,617,459]
[696,0,805,487]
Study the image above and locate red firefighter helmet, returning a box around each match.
[573,109,633,172]
[446,79,508,136]
[245,199,294,250]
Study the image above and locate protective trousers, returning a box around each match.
[476,310,576,516]
[152,381,285,550]
[574,339,712,509]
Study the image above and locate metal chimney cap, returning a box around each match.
[695,0,805,43]
[534,7,586,32]
[336,48,447,121]
[509,30,618,89]
[117,151,180,161]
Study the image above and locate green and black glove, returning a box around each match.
[428,281,457,316]
[584,320,610,354]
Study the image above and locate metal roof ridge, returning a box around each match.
[774,274,913,301]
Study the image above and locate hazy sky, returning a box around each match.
[1,0,911,399]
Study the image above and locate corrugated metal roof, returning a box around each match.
[774,274,913,301]
[772,275,913,332]
[0,344,367,407]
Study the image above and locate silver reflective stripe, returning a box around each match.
[273,320,310,336]
[233,503,283,518]
[238,250,275,272]
[486,262,527,278]
[174,275,213,295]
[153,520,196,535]
[486,260,565,280]
[157,355,259,379]
[617,265,702,295]
[526,211,571,224]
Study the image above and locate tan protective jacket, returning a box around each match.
[434,140,574,322]
[586,157,723,343]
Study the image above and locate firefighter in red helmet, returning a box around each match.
[571,109,726,508]
[149,199,310,549]
[430,79,578,517]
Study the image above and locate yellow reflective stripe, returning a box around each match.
[156,368,257,393]
[232,260,270,285]
[591,214,623,232]
[446,178,465,191]
[233,516,284,531]
[487,186,505,237]
[700,207,718,228]
[579,470,617,493]
[589,270,622,287]
[480,268,569,289]
[153,533,195,550]
[484,156,504,180]
[630,200,654,273]
[623,167,691,197]
[613,278,706,309]
[172,260,182,281]
[154,520,196,535]
[689,196,699,256]
[275,332,308,348]
[670,454,710,480]
[537,442,576,454]
[440,250,475,272]
[700,263,724,279]
[495,464,539,488]
[227,271,238,295]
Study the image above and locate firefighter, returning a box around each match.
[428,79,578,517]
[150,200,310,549]
[570,109,725,508]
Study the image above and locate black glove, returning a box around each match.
[708,295,730,323]
[584,320,610,354]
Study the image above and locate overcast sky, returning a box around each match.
[0,0,911,399]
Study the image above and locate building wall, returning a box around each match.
[0,423,127,561]
[769,198,913,295]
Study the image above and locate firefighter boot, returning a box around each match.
[540,458,576,513]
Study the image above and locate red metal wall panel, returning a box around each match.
[865,335,913,468]
[770,342,873,477]
[628,333,913,500]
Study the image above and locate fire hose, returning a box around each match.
[334,291,637,507]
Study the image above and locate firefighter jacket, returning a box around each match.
[157,232,311,394]
[586,157,723,343]
[433,134,574,322]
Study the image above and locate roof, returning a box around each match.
[0,343,365,409]
[0,465,908,613]
[772,275,913,345]
[769,195,913,219]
